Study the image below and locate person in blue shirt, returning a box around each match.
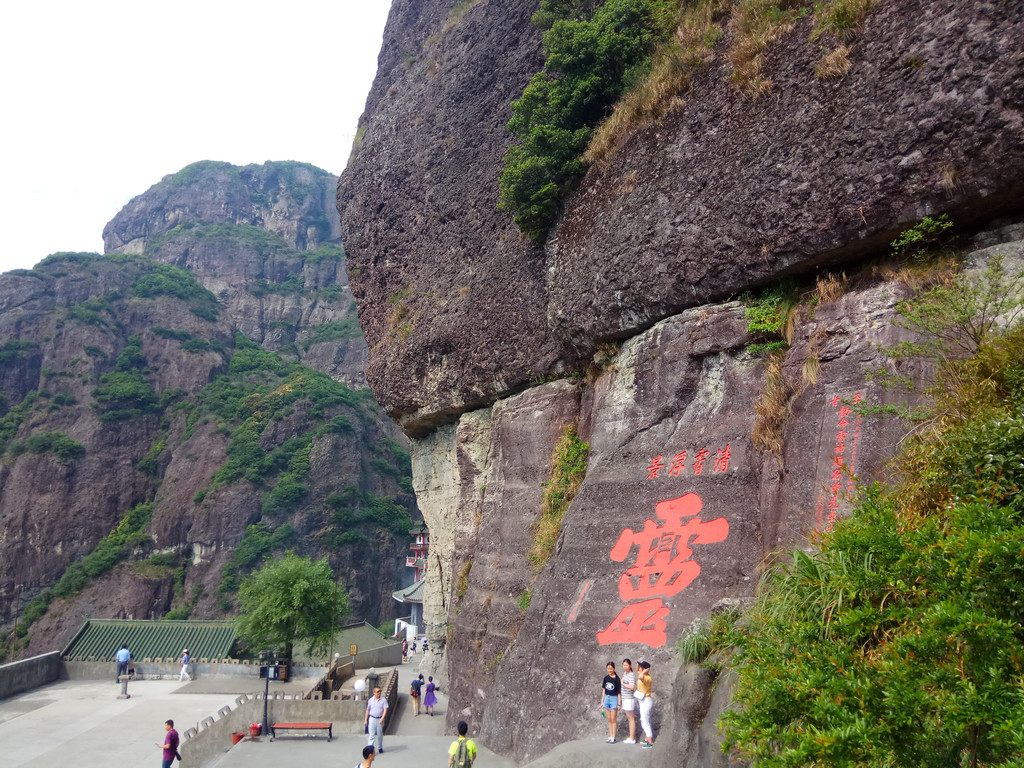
[115,644,131,682]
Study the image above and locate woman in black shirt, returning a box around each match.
[601,661,621,743]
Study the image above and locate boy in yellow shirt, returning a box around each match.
[448,721,478,768]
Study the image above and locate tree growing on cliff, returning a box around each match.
[235,552,348,660]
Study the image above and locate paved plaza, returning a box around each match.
[0,665,516,768]
[1,661,653,768]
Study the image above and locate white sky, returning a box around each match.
[0,1,392,273]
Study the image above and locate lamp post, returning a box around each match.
[259,649,275,736]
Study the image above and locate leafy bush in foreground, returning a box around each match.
[721,260,1024,767]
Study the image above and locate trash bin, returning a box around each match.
[232,732,245,745]
[278,662,289,682]
[249,723,261,738]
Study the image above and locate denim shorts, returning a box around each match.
[603,694,619,709]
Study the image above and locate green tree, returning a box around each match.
[235,552,347,659]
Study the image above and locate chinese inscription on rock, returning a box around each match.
[597,492,729,647]
[815,393,862,531]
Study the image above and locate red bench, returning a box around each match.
[270,722,332,741]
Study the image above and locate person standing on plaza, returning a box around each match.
[402,638,409,662]
[357,744,376,768]
[365,686,389,752]
[620,658,637,743]
[115,644,131,682]
[448,720,478,768]
[601,661,621,743]
[156,719,179,768]
[636,660,654,748]
[178,649,191,682]
[411,673,424,716]
[424,675,438,716]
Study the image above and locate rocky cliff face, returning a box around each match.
[104,160,341,254]
[339,1,1024,764]
[340,0,1024,434]
[108,160,368,387]
[0,162,415,661]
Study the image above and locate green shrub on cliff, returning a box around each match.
[0,391,39,454]
[8,431,85,461]
[530,423,589,568]
[92,336,161,422]
[300,318,363,350]
[49,501,156,600]
[719,264,1024,766]
[0,339,40,365]
[500,0,675,240]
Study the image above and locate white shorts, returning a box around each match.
[621,698,636,712]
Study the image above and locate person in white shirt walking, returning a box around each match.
[365,686,389,752]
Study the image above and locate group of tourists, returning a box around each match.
[408,672,438,716]
[601,658,654,748]
[355,720,475,768]
[401,636,429,662]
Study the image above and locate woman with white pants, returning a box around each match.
[636,660,654,748]
[620,658,637,743]
[179,649,190,681]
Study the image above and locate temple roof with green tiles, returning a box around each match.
[62,619,237,662]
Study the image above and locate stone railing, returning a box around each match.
[0,652,61,700]
[180,689,366,768]
[309,658,355,701]
[177,664,396,767]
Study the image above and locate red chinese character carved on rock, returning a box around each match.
[608,493,729,601]
[713,444,731,473]
[598,493,730,647]
[646,455,665,480]
[668,451,688,477]
[596,598,671,647]
[692,448,710,475]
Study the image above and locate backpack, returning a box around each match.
[454,739,472,768]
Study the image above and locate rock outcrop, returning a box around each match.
[109,160,368,387]
[105,160,341,254]
[339,0,1024,435]
[338,0,1024,764]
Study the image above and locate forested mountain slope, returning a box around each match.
[0,161,416,662]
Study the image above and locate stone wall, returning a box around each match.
[0,651,61,700]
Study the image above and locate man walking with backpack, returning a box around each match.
[448,721,477,768]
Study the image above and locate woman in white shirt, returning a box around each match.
[620,658,637,744]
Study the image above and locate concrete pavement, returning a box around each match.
[0,677,241,768]
[0,661,660,768]
[206,676,518,768]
